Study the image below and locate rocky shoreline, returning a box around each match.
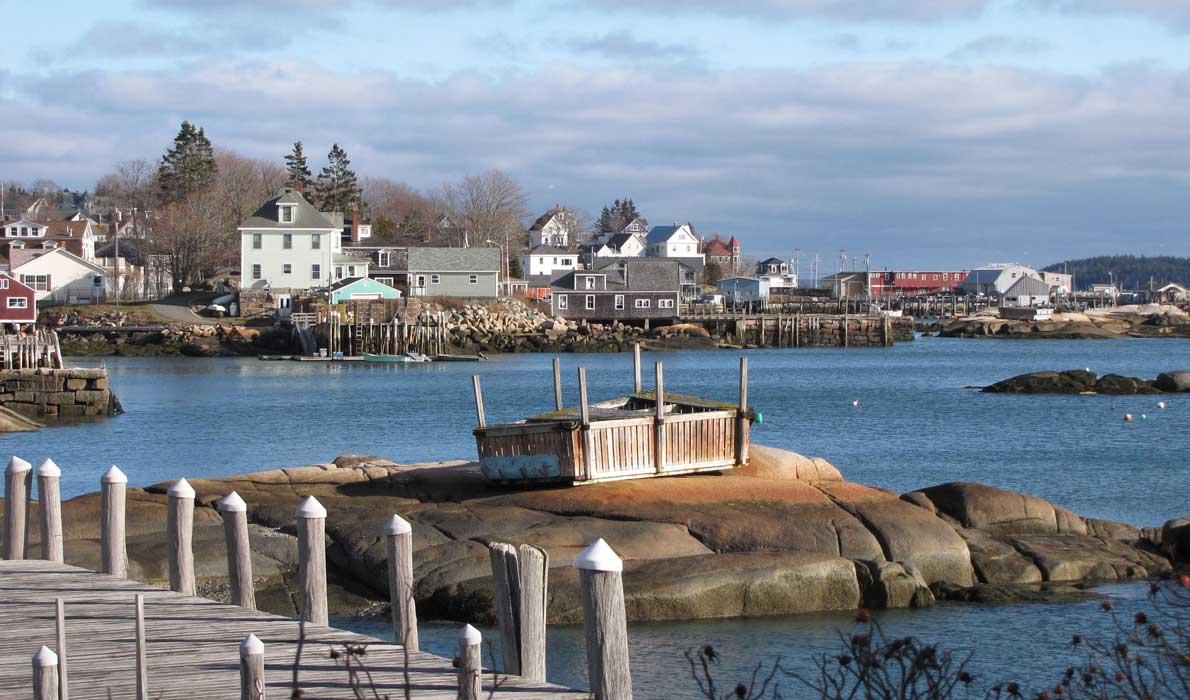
[931,304,1190,339]
[984,369,1190,395]
[13,445,1185,626]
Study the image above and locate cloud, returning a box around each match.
[41,20,288,62]
[6,58,1190,265]
[566,32,704,63]
[949,35,1051,60]
[1021,0,1190,30]
[567,0,995,22]
[829,33,862,51]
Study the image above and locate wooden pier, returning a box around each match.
[0,560,581,699]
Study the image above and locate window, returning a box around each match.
[614,294,624,310]
[7,297,27,309]
[283,233,293,249]
[585,276,596,290]
[635,298,651,309]
[94,275,103,287]
[378,251,390,268]
[0,278,7,290]
[282,264,292,274]
[279,204,295,224]
[942,273,949,280]
[336,266,343,278]
[933,274,939,281]
[252,233,262,250]
[558,294,568,310]
[311,235,321,250]
[252,264,262,280]
[312,264,321,280]
[585,295,595,310]
[469,274,478,285]
[348,266,356,277]
[377,277,393,286]
[20,275,49,291]
[430,274,440,284]
[659,299,675,309]
[416,275,426,288]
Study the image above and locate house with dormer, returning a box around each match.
[755,257,798,291]
[645,224,703,261]
[703,235,740,274]
[521,208,583,278]
[2,219,98,262]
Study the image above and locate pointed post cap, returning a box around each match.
[459,623,482,646]
[240,633,265,657]
[385,514,411,535]
[574,538,623,572]
[217,491,247,512]
[36,458,60,477]
[295,495,327,519]
[6,456,31,474]
[101,465,128,484]
[167,478,195,499]
[33,645,58,667]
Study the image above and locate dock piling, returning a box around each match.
[653,362,666,474]
[135,594,148,700]
[457,624,483,700]
[736,357,750,465]
[55,598,68,700]
[385,514,418,652]
[33,645,59,700]
[489,542,522,675]
[632,344,642,394]
[575,539,632,700]
[472,375,486,428]
[239,634,265,700]
[295,496,329,626]
[553,358,563,411]
[167,478,196,595]
[37,460,63,563]
[100,466,128,578]
[517,543,549,682]
[217,492,256,609]
[4,455,31,560]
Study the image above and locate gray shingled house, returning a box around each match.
[407,247,500,298]
[550,259,681,324]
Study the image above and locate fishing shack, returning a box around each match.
[472,349,754,485]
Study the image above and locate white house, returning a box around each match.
[528,209,580,248]
[1002,275,1053,308]
[755,257,798,291]
[960,263,1043,296]
[520,246,580,277]
[645,224,703,261]
[10,247,107,304]
[2,218,97,262]
[238,187,366,293]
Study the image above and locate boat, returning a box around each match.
[433,354,483,362]
[362,353,416,364]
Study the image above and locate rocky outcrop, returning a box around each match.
[939,305,1190,340]
[983,370,1185,394]
[1155,371,1190,393]
[58,324,290,358]
[6,447,1181,627]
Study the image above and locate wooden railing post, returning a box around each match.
[385,514,418,652]
[552,357,564,411]
[135,594,148,700]
[457,624,482,700]
[632,344,642,394]
[517,544,549,682]
[736,357,749,466]
[37,459,63,563]
[653,363,666,475]
[488,542,522,675]
[167,478,196,595]
[5,455,32,560]
[100,466,128,578]
[217,492,256,610]
[295,496,329,626]
[575,539,632,700]
[472,375,486,428]
[239,634,265,700]
[32,645,58,700]
[55,598,69,700]
[578,366,593,479]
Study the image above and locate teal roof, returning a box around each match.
[330,277,402,303]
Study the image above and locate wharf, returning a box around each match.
[0,559,581,699]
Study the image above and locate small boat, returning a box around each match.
[433,354,483,362]
[362,353,416,364]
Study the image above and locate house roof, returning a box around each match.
[584,259,682,292]
[11,246,106,274]
[0,272,35,294]
[525,245,575,256]
[1156,282,1188,293]
[646,225,684,244]
[605,233,641,250]
[329,276,395,292]
[728,236,739,246]
[407,247,500,272]
[528,209,563,232]
[1004,275,1053,297]
[758,257,784,266]
[240,188,337,230]
[95,239,148,266]
[703,239,733,257]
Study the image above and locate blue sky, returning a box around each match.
[2,0,1189,268]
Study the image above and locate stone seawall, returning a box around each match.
[0,368,120,419]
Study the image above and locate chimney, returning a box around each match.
[351,204,361,244]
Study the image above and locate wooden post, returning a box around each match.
[653,362,666,475]
[217,492,256,610]
[135,594,148,700]
[166,478,196,595]
[488,542,522,675]
[552,357,563,411]
[736,357,749,466]
[55,598,69,700]
[517,543,549,683]
[632,344,642,394]
[100,466,128,578]
[37,460,63,563]
[32,645,58,700]
[578,367,592,480]
[575,539,632,700]
[239,634,265,700]
[471,375,486,428]
[457,624,482,700]
[5,455,31,560]
[385,514,418,652]
[295,496,329,626]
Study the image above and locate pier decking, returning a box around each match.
[0,560,582,699]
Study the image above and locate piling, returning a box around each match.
[32,645,58,700]
[385,514,418,652]
[736,357,749,465]
[295,496,329,626]
[575,539,632,700]
[37,459,63,563]
[553,357,564,411]
[167,478,196,595]
[100,466,128,578]
[516,544,549,682]
[472,375,486,428]
[55,597,69,700]
[489,542,522,675]
[632,344,642,393]
[134,594,148,700]
[653,362,666,475]
[239,634,265,700]
[457,624,483,700]
[4,455,31,560]
[217,492,256,610]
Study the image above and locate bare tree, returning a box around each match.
[95,159,155,210]
[362,177,437,244]
[214,150,286,229]
[439,170,529,283]
[148,187,235,294]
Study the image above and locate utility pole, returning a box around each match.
[793,248,800,287]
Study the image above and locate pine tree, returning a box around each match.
[157,121,216,203]
[284,141,313,192]
[598,205,615,234]
[619,198,640,224]
[314,143,362,212]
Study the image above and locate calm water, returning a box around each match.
[4,338,1188,697]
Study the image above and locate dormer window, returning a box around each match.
[278,204,296,224]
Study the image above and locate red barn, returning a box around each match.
[0,273,37,325]
[868,270,969,297]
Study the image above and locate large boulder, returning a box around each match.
[908,482,1087,535]
[982,370,1097,394]
[1161,518,1190,562]
[1093,374,1160,395]
[740,445,843,482]
[1154,371,1190,393]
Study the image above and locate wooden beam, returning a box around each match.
[553,358,563,411]
[472,375,486,428]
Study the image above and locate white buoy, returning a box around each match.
[1158,401,1167,410]
[1141,414,1147,420]
[1123,413,1134,422]
[852,400,860,407]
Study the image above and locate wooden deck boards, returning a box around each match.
[0,560,585,699]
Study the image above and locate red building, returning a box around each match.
[0,273,37,325]
[868,270,968,297]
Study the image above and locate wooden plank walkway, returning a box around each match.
[0,560,585,699]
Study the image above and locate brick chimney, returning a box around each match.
[350,204,361,244]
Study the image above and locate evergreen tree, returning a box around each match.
[598,205,615,234]
[157,121,216,203]
[598,197,643,233]
[618,198,640,224]
[314,143,362,212]
[284,141,313,192]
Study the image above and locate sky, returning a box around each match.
[1,0,1189,269]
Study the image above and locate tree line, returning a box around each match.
[1043,255,1190,290]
